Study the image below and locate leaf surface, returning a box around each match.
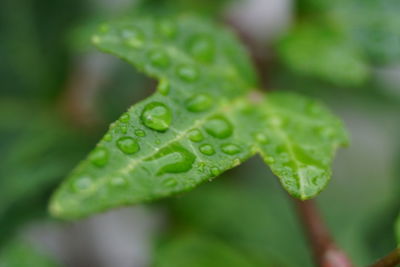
[50,15,348,219]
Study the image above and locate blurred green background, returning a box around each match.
[0,0,399,266]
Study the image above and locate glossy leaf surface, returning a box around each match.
[50,15,347,219]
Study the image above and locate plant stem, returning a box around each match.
[368,248,400,267]
[294,199,353,267]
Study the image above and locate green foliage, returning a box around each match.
[0,238,58,267]
[50,15,347,219]
[396,214,400,245]
[153,234,259,267]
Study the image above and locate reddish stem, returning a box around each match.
[368,248,400,267]
[294,199,353,267]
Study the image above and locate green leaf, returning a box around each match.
[277,22,369,86]
[153,234,259,267]
[256,92,348,199]
[0,238,58,267]
[50,15,347,219]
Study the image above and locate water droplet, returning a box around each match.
[211,167,220,176]
[117,136,140,154]
[120,125,128,134]
[110,177,128,187]
[104,134,112,142]
[141,102,172,131]
[221,143,241,155]
[157,20,177,38]
[146,144,195,175]
[148,49,169,68]
[119,27,145,48]
[89,147,108,167]
[73,176,92,191]
[232,158,241,167]
[255,133,268,144]
[162,178,178,188]
[187,34,215,62]
[204,116,233,139]
[158,79,170,95]
[176,64,199,82]
[265,156,275,163]
[199,144,215,155]
[186,93,213,112]
[120,113,130,123]
[135,129,146,137]
[188,129,204,142]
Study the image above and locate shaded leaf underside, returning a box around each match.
[50,15,348,219]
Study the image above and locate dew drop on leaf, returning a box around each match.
[117,136,140,154]
[221,143,241,155]
[73,176,93,192]
[157,79,170,95]
[120,125,128,134]
[187,34,215,62]
[135,129,146,137]
[104,134,112,142]
[255,133,268,144]
[185,93,213,112]
[199,144,215,155]
[146,144,195,175]
[109,177,128,187]
[148,49,170,68]
[162,177,178,188]
[176,64,199,82]
[89,147,109,167]
[188,129,204,142]
[204,116,233,139]
[119,27,145,48]
[120,113,130,123]
[211,167,220,176]
[141,102,172,131]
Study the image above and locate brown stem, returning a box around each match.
[368,248,400,267]
[294,199,353,267]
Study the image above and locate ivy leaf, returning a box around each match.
[50,15,347,219]
[256,92,348,199]
[153,234,259,267]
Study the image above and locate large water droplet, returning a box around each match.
[187,34,215,63]
[148,49,170,68]
[119,27,145,48]
[120,113,130,123]
[199,144,215,155]
[141,102,172,131]
[158,79,170,95]
[73,176,92,191]
[135,129,146,137]
[186,93,213,112]
[221,143,241,155]
[146,144,195,175]
[117,137,140,154]
[188,129,204,142]
[204,116,233,139]
[176,64,199,82]
[89,147,108,167]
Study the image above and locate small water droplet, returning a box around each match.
[157,20,177,38]
[185,93,213,112]
[221,143,241,155]
[120,125,128,134]
[104,134,112,142]
[188,129,204,142]
[141,102,172,131]
[204,116,233,139]
[162,178,178,188]
[265,156,275,163]
[255,133,268,144]
[199,144,215,155]
[158,79,170,95]
[120,113,130,123]
[119,27,145,48]
[135,129,146,137]
[148,49,170,68]
[110,177,128,187]
[211,167,220,176]
[176,64,199,82]
[73,176,93,191]
[89,147,108,167]
[146,144,195,175]
[117,136,140,154]
[187,34,215,62]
